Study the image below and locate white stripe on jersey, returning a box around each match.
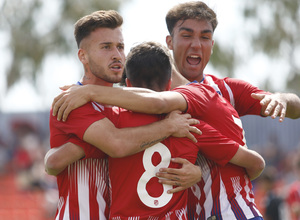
[219,178,236,219]
[223,80,235,108]
[203,75,236,108]
[175,207,187,219]
[204,76,223,96]
[77,161,90,220]
[56,158,108,220]
[194,154,262,220]
[92,101,105,112]
[63,196,70,220]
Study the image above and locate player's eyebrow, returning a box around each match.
[178,27,193,33]
[178,27,213,34]
[99,42,112,46]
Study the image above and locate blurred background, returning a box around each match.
[0,0,299,219]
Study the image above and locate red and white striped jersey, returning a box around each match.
[108,81,254,219]
[176,81,263,219]
[173,83,245,145]
[108,109,189,220]
[55,158,109,220]
[188,156,262,220]
[50,102,110,220]
[108,108,240,220]
[201,74,270,117]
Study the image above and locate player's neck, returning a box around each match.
[80,76,113,87]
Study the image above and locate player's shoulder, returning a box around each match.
[175,82,215,91]
[206,73,244,84]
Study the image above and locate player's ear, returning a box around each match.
[78,49,88,64]
[211,40,214,55]
[125,78,133,87]
[166,35,173,50]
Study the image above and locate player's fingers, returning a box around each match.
[185,132,197,143]
[62,105,73,122]
[188,118,200,126]
[190,126,202,135]
[56,105,65,122]
[52,93,64,115]
[260,96,272,107]
[251,93,265,101]
[170,157,188,165]
[59,84,73,91]
[271,104,283,119]
[157,167,181,176]
[158,178,181,186]
[167,186,185,194]
[166,110,182,119]
[279,107,286,122]
[264,100,277,116]
[56,101,69,122]
[181,112,191,118]
[53,98,68,121]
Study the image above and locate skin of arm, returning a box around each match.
[44,142,84,176]
[82,111,199,158]
[45,110,200,175]
[52,84,187,122]
[229,146,265,180]
[252,92,300,122]
[157,144,265,185]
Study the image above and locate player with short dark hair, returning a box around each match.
[45,10,200,219]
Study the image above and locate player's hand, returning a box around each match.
[166,110,201,143]
[251,93,287,122]
[156,158,202,194]
[52,84,91,121]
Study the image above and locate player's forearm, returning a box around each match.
[285,93,300,119]
[44,143,85,176]
[97,119,175,158]
[88,85,158,112]
[244,150,265,180]
[44,149,68,176]
[230,147,265,181]
[89,85,184,114]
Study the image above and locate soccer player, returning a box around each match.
[46,10,200,220]
[107,41,265,219]
[51,41,265,219]
[164,1,300,121]
[53,1,300,124]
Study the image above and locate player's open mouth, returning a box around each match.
[111,65,121,69]
[110,62,123,70]
[187,55,201,65]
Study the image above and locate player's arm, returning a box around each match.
[83,110,200,158]
[52,84,187,122]
[229,146,265,180]
[45,112,200,175]
[251,92,300,122]
[44,142,84,176]
[156,144,264,192]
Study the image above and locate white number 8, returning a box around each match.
[137,143,173,208]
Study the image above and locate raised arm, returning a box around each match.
[52,84,187,122]
[251,92,300,122]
